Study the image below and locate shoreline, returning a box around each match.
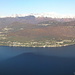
[0,44,74,48]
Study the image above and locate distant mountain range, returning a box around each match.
[0,15,75,28]
[0,15,75,37]
[1,12,75,18]
[0,15,75,47]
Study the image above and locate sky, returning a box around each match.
[0,0,75,17]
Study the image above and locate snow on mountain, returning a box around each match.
[1,12,75,18]
[31,12,75,18]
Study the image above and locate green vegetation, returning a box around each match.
[0,34,75,47]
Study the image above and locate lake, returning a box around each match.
[0,45,75,75]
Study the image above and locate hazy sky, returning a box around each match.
[0,0,75,17]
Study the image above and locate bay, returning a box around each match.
[0,45,75,75]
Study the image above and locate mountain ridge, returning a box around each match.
[0,16,75,47]
[1,12,75,18]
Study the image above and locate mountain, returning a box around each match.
[0,15,75,47]
[2,12,75,18]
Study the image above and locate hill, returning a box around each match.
[0,16,75,47]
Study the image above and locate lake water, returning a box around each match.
[0,45,75,75]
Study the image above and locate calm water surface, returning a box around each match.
[0,45,75,75]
